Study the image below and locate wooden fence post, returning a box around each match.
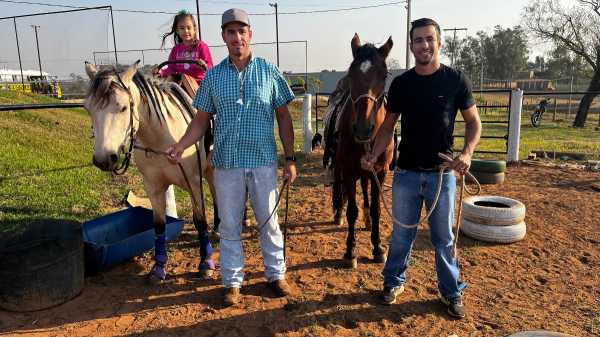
[552,98,557,122]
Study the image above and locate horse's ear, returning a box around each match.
[85,61,98,79]
[378,36,393,60]
[351,33,361,59]
[120,60,140,86]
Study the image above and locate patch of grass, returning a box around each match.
[451,110,600,159]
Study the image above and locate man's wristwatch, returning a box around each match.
[285,156,296,162]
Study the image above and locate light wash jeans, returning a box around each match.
[214,162,286,288]
[382,168,467,299]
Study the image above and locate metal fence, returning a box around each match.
[0,6,117,99]
[91,40,308,85]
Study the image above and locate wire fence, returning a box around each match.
[0,6,116,98]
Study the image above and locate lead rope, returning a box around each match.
[365,144,481,260]
[133,146,289,243]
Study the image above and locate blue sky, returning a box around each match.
[1,0,530,77]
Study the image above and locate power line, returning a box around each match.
[0,0,406,16]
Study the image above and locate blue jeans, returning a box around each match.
[214,162,286,288]
[382,168,466,299]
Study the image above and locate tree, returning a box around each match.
[138,64,159,77]
[483,26,529,82]
[296,76,305,88]
[386,58,402,69]
[443,33,486,81]
[69,73,84,82]
[307,75,322,94]
[521,0,600,127]
[283,73,291,85]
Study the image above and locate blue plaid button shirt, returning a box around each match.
[192,54,295,169]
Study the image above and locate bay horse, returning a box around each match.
[84,61,216,285]
[327,34,394,268]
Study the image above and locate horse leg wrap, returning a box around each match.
[149,234,168,279]
[198,230,215,270]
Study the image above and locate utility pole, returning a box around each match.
[195,0,202,41]
[405,0,411,70]
[31,25,43,78]
[269,3,280,67]
[443,27,467,68]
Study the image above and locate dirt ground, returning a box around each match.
[1,150,599,337]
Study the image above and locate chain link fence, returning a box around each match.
[0,6,117,100]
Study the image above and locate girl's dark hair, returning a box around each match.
[160,11,197,49]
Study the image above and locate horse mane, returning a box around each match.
[85,65,193,126]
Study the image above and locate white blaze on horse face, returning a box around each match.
[360,60,372,74]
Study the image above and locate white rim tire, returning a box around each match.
[465,171,505,184]
[461,195,525,226]
[460,219,526,243]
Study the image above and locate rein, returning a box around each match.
[132,146,291,243]
[108,73,291,244]
[365,144,481,260]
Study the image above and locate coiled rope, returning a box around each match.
[366,145,481,259]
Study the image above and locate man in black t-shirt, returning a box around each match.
[361,18,482,318]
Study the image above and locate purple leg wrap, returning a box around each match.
[198,230,215,271]
[149,234,168,279]
[198,230,213,258]
[199,258,215,270]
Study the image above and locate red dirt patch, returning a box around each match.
[1,151,599,336]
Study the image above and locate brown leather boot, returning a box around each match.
[269,279,291,296]
[223,287,241,306]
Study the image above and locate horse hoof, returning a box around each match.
[334,217,344,226]
[242,219,252,227]
[146,274,163,286]
[373,253,387,264]
[343,258,357,269]
[198,268,214,278]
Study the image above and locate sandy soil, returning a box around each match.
[1,151,599,337]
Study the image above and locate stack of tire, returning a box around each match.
[466,159,506,184]
[460,196,526,243]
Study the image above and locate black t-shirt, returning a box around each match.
[387,64,475,172]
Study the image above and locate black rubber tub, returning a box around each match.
[0,219,84,311]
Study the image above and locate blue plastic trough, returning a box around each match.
[82,207,185,276]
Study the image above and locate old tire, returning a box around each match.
[470,159,506,173]
[460,219,526,243]
[461,195,525,226]
[466,170,505,184]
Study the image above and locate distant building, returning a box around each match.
[516,78,552,90]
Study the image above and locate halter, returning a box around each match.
[348,73,388,124]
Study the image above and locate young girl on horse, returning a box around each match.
[154,10,213,83]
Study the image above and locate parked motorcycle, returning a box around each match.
[531,98,550,127]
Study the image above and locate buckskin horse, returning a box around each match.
[84,61,216,285]
[326,34,394,268]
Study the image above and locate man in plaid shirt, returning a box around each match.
[166,8,296,306]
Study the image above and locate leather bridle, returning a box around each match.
[112,72,137,176]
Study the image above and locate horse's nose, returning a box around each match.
[352,123,376,143]
[92,152,119,171]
